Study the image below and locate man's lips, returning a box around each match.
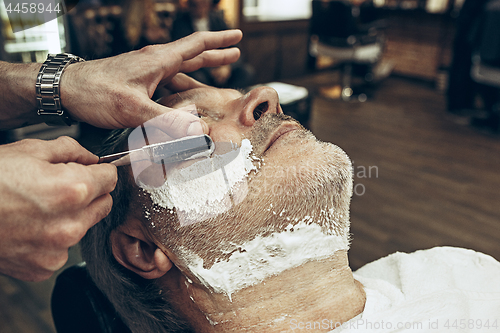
[263,123,301,153]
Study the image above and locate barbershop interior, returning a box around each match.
[1,0,500,332]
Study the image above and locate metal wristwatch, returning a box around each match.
[36,53,85,126]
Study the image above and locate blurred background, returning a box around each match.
[1,0,499,332]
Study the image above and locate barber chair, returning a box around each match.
[471,56,500,89]
[471,0,500,88]
[51,263,131,333]
[309,0,387,102]
[470,0,500,132]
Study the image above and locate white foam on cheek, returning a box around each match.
[178,220,350,301]
[145,139,257,225]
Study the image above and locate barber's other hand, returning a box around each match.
[61,30,243,129]
[0,137,117,281]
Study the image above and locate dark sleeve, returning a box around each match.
[455,0,490,37]
[51,263,131,333]
[209,10,229,32]
[171,12,196,41]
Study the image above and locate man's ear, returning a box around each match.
[110,219,172,279]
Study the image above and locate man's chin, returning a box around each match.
[251,128,351,194]
[242,128,353,232]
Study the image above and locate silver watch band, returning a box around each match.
[36,53,85,126]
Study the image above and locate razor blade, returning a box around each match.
[98,134,215,167]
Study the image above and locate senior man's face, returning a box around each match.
[131,86,352,278]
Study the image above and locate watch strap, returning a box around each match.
[36,53,85,126]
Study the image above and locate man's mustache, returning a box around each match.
[248,112,303,157]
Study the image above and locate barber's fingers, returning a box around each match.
[18,137,99,165]
[82,164,118,201]
[163,73,206,92]
[28,194,112,276]
[179,48,240,74]
[43,194,112,251]
[138,99,209,138]
[149,108,208,138]
[156,42,240,89]
[173,30,242,61]
[45,162,117,213]
[72,192,114,232]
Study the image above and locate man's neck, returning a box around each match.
[162,251,366,332]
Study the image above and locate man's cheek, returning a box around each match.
[146,206,178,237]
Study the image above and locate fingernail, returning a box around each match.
[187,122,203,136]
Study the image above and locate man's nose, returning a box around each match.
[240,87,282,126]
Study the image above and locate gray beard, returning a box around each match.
[146,112,353,270]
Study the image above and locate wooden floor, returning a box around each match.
[1,72,499,331]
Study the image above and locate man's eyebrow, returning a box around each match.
[165,92,187,107]
[167,90,207,107]
[167,88,243,109]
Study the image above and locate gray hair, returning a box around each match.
[80,129,194,333]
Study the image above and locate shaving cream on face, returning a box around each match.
[145,139,257,226]
[143,135,352,302]
[177,220,349,301]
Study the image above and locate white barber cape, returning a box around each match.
[332,247,500,332]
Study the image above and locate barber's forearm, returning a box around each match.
[0,61,43,130]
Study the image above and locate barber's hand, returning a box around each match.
[0,137,117,281]
[61,29,243,129]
